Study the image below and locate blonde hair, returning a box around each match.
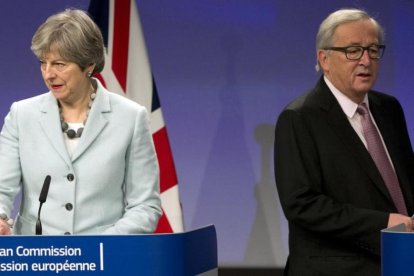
[31,9,105,74]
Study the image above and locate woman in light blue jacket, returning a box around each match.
[0,9,161,235]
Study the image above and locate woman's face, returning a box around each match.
[40,49,93,105]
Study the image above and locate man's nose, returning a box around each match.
[359,49,372,65]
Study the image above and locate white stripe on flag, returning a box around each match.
[126,0,152,110]
[160,185,184,232]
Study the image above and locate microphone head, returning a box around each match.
[39,175,51,203]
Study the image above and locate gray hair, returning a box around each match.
[315,8,384,71]
[31,9,105,74]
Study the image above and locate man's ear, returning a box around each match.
[317,50,329,73]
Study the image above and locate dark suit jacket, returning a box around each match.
[274,77,414,276]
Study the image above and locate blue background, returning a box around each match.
[1,0,413,268]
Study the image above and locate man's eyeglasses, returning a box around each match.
[323,45,386,60]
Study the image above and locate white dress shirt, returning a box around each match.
[324,76,396,171]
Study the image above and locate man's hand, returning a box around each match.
[388,213,414,232]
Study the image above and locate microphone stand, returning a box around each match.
[35,203,44,235]
[36,175,51,235]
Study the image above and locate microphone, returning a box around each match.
[36,175,51,235]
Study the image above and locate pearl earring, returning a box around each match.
[87,71,92,78]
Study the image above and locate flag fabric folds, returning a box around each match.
[88,0,184,233]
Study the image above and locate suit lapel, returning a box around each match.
[71,85,110,162]
[315,79,394,204]
[369,97,414,213]
[39,93,72,167]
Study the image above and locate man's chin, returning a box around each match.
[355,83,375,93]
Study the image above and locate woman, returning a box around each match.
[0,9,161,235]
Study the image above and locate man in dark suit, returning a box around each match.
[274,9,414,276]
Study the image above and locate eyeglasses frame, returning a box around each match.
[323,44,386,60]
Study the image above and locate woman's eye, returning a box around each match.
[55,63,66,71]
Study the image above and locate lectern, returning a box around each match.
[0,225,217,275]
[381,224,411,276]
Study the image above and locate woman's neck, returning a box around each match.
[60,105,88,123]
[59,85,95,123]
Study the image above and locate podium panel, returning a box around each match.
[0,225,217,275]
[381,224,410,276]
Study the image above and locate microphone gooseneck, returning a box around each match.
[36,175,51,235]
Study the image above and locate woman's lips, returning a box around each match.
[51,84,63,90]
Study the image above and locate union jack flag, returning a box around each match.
[88,0,184,233]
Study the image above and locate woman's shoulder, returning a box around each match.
[11,92,52,112]
[16,92,49,103]
[104,89,147,115]
[94,79,146,113]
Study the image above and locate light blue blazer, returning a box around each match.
[0,80,161,235]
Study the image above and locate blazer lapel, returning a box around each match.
[316,79,394,204]
[39,93,72,167]
[71,86,109,162]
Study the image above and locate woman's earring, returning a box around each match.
[87,71,92,78]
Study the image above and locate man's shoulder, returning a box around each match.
[369,90,400,108]
[369,90,397,100]
[284,83,326,112]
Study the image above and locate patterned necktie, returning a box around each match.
[357,103,408,215]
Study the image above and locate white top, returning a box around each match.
[63,122,83,158]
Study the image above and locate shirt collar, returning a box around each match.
[324,76,369,118]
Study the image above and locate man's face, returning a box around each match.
[318,19,381,103]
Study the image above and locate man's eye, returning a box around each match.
[347,48,361,54]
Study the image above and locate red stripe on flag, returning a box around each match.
[112,0,130,92]
[153,127,178,193]
[154,209,173,233]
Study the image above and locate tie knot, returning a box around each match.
[357,103,369,115]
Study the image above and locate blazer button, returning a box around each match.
[65,203,73,211]
[67,174,74,181]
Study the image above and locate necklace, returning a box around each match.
[59,91,96,139]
